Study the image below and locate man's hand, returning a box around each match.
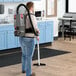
[38,30,40,34]
[36,36,39,41]
[36,30,40,35]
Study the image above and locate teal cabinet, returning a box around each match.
[0,25,18,50]
[0,0,3,2]
[0,31,7,50]
[23,0,40,2]
[38,21,53,44]
[0,21,53,50]
[4,0,14,2]
[17,37,20,47]
[13,0,23,2]
[45,21,53,42]
[7,31,18,49]
[38,22,46,44]
[39,28,45,43]
[23,0,26,1]
[0,0,40,2]
[34,38,36,44]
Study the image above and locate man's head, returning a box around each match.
[26,2,34,12]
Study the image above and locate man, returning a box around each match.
[19,2,40,76]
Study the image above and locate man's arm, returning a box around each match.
[31,15,40,34]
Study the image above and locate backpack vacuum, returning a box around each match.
[14,4,38,37]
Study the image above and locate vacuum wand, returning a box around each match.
[33,37,46,66]
[37,39,40,66]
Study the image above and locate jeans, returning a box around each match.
[19,37,35,76]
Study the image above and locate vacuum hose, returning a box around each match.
[16,4,38,36]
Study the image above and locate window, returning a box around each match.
[46,0,57,17]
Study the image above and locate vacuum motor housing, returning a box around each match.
[14,14,26,37]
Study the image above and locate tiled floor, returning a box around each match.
[0,38,76,76]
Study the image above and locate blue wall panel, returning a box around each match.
[4,0,14,2]
[0,31,7,50]
[0,21,53,50]
[7,31,18,49]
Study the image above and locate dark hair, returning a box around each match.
[26,2,34,10]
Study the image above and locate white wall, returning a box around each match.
[0,2,26,22]
[69,0,76,13]
[56,0,66,36]
[0,0,66,37]
[49,0,66,37]
[34,0,66,37]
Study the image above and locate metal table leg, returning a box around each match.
[70,20,72,41]
[62,20,64,37]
